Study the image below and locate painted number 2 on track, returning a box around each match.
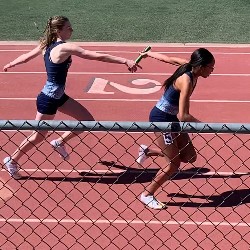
[86,77,162,95]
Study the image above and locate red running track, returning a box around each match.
[0,43,250,250]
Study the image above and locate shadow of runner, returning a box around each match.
[166,188,250,207]
[20,167,159,184]
[19,160,249,185]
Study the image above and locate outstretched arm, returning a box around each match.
[61,43,138,72]
[3,45,42,71]
[140,51,188,66]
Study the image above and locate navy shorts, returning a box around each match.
[149,106,181,132]
[36,92,69,115]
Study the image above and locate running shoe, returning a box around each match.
[140,193,166,210]
[50,140,70,160]
[3,157,22,180]
[136,144,148,164]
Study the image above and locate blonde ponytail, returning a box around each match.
[39,16,69,50]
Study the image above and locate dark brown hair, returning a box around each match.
[163,48,215,90]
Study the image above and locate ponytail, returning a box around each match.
[163,63,192,90]
[39,16,69,50]
[162,48,214,90]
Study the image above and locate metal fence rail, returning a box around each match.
[1,120,250,133]
[0,120,249,250]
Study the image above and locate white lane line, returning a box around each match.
[1,72,250,76]
[2,49,250,55]
[0,218,249,227]
[0,98,250,103]
[1,168,249,176]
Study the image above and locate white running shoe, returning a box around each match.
[140,193,166,210]
[50,140,69,160]
[3,157,22,180]
[136,144,148,164]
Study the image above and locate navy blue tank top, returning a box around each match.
[155,72,194,115]
[44,41,72,85]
